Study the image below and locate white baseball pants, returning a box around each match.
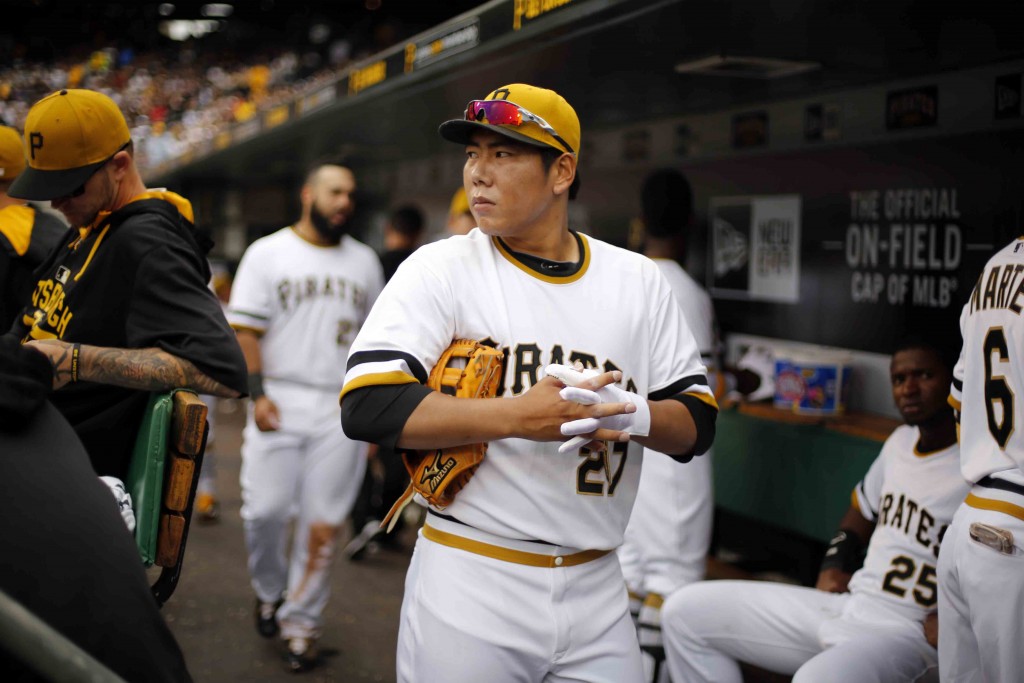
[397,515,644,683]
[938,493,1024,683]
[240,382,367,640]
[663,580,937,683]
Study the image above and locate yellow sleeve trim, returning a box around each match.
[230,324,266,336]
[948,395,962,411]
[851,488,860,509]
[339,370,420,403]
[685,390,719,411]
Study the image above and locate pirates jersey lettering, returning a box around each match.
[848,425,969,617]
[275,275,369,312]
[228,227,384,392]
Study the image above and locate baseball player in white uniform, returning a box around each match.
[662,339,967,683]
[617,168,715,683]
[940,236,1024,682]
[340,83,717,683]
[228,163,383,672]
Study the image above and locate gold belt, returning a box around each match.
[422,523,611,568]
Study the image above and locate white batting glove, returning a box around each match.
[99,476,136,534]
[545,363,651,453]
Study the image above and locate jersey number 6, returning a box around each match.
[983,327,1015,449]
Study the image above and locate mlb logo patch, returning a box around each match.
[55,266,71,284]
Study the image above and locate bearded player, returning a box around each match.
[341,83,717,682]
[662,338,966,683]
[228,163,384,672]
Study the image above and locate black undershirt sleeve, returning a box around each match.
[665,393,718,463]
[341,382,432,451]
[342,384,718,459]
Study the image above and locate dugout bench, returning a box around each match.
[126,389,209,607]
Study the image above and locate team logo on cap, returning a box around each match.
[29,132,44,160]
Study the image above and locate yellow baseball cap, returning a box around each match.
[439,83,580,157]
[0,126,25,181]
[9,89,131,201]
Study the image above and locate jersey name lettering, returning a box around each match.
[29,278,74,338]
[275,275,368,312]
[877,490,946,558]
[501,342,637,396]
[969,263,1024,315]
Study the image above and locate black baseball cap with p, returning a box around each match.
[9,89,131,201]
[439,83,581,158]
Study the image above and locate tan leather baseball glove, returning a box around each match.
[380,339,504,532]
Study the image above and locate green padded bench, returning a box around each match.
[126,389,208,607]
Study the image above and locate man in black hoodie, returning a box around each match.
[5,89,247,481]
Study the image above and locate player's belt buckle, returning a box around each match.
[968,522,1015,554]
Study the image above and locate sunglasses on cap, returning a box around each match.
[62,142,130,199]
[465,100,575,155]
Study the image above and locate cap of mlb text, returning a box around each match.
[8,89,131,201]
[439,83,580,158]
[0,126,25,181]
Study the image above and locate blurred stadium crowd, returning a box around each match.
[0,1,480,173]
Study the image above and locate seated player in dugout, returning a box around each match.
[341,83,717,682]
[4,89,247,481]
[660,336,966,683]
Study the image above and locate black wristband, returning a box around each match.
[70,343,81,383]
[248,372,265,399]
[820,528,864,574]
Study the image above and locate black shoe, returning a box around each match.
[285,637,318,673]
[255,597,284,638]
[343,520,383,561]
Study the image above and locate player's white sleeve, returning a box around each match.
[226,240,272,333]
[853,442,888,523]
[341,254,455,400]
[646,263,715,404]
[949,301,968,414]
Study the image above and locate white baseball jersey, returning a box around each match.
[949,236,1024,485]
[228,228,384,392]
[848,424,969,619]
[342,229,713,550]
[620,258,715,597]
[654,258,715,361]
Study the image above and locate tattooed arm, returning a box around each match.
[25,339,242,397]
